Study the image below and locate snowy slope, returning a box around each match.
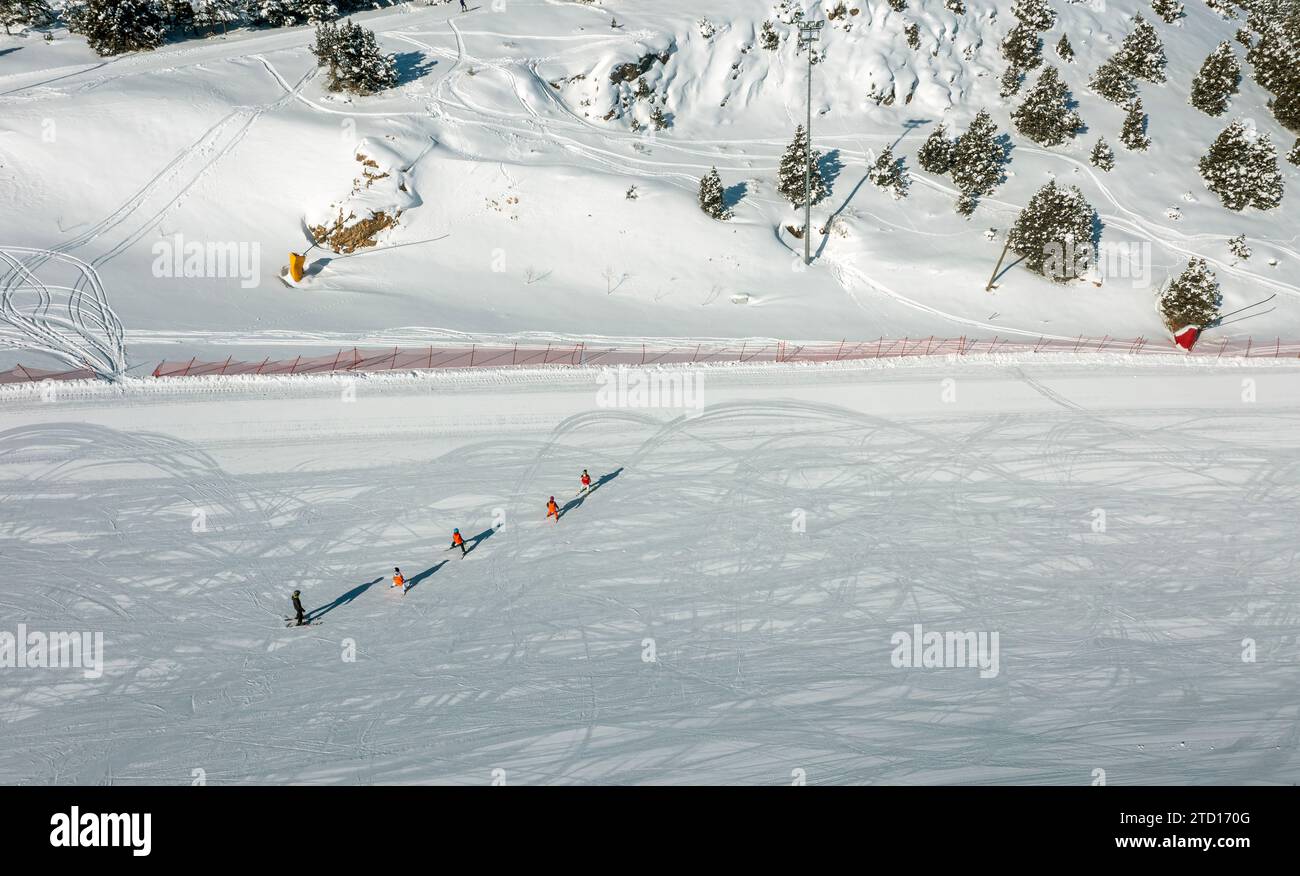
[2,359,1299,784]
[1,1,1298,373]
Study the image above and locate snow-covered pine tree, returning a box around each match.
[1120,98,1152,150]
[66,0,167,56]
[888,0,906,9]
[650,105,669,130]
[778,125,829,207]
[1057,34,1074,62]
[916,123,955,173]
[950,110,1006,213]
[1245,20,1299,94]
[312,18,397,95]
[1206,0,1238,18]
[1008,181,1097,282]
[159,0,194,33]
[1248,133,1285,208]
[1271,79,1300,133]
[193,0,243,36]
[1001,22,1043,70]
[904,21,920,50]
[1012,0,1055,31]
[1151,0,1184,24]
[867,145,910,199]
[1000,65,1023,97]
[254,0,337,27]
[1090,137,1116,170]
[1115,15,1168,83]
[760,20,779,50]
[1228,234,1252,260]
[1289,138,1300,165]
[1198,119,1284,210]
[1159,258,1221,331]
[1012,66,1082,146]
[1090,58,1137,104]
[945,0,966,14]
[698,167,731,220]
[1,0,51,34]
[1189,42,1241,115]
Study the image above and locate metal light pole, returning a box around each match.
[798,20,823,266]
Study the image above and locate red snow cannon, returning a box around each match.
[1173,325,1200,351]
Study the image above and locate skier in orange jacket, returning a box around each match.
[392,567,405,590]
[546,496,560,522]
[451,528,466,557]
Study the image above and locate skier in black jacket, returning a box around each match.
[291,590,306,626]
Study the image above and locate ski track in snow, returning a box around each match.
[2,368,1299,784]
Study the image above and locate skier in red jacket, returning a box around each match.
[579,469,592,492]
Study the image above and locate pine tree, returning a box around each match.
[1249,134,1285,208]
[1151,0,1184,24]
[999,65,1023,98]
[193,0,243,35]
[1012,0,1055,31]
[1001,22,1043,70]
[949,110,1006,213]
[1090,137,1116,170]
[1245,20,1300,93]
[1012,66,1082,146]
[255,0,336,27]
[1189,42,1241,116]
[1206,0,1237,18]
[0,0,52,35]
[1199,119,1284,210]
[867,145,910,199]
[1009,182,1097,282]
[66,0,167,56]
[778,125,829,207]
[698,167,731,219]
[1090,58,1137,104]
[1159,258,1221,331]
[1120,99,1151,151]
[1273,86,1300,133]
[650,105,669,131]
[1228,234,1252,260]
[888,0,906,9]
[760,20,779,50]
[312,19,397,95]
[916,124,955,174]
[945,0,966,14]
[904,21,920,50]
[1289,139,1300,165]
[1116,15,1167,83]
[1056,34,1074,63]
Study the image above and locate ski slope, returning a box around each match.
[2,359,1299,785]
[2,0,1299,375]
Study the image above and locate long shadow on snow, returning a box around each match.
[308,577,382,621]
[463,526,498,556]
[557,468,624,520]
[404,561,448,594]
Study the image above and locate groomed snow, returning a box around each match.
[2,359,1298,784]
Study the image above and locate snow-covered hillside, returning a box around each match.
[1,1,1298,373]
[2,358,1300,784]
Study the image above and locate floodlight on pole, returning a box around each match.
[797,19,824,266]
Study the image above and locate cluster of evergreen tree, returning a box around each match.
[1246,16,1300,132]
[0,0,52,35]
[61,1,391,55]
[1008,182,1098,282]
[778,125,829,207]
[1189,42,1242,116]
[1089,57,1137,104]
[312,18,397,95]
[1012,67,1082,146]
[65,0,166,56]
[916,111,1006,215]
[1198,119,1285,210]
[1159,259,1221,331]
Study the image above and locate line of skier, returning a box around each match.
[289,469,599,626]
